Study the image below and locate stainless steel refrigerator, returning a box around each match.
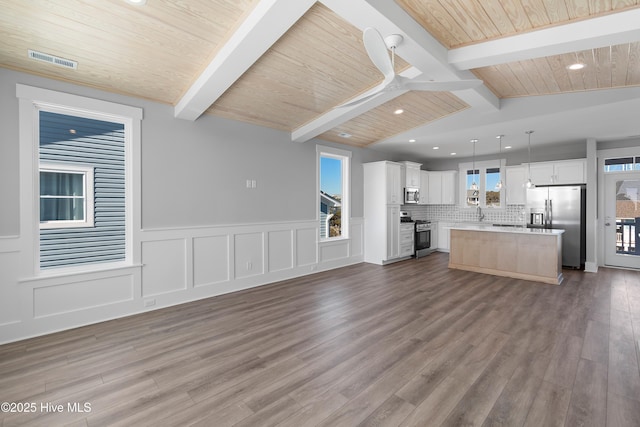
[526,185,586,269]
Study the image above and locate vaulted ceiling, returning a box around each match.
[2,0,639,159]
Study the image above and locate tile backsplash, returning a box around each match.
[402,204,526,224]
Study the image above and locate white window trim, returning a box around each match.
[17,84,142,277]
[458,158,506,209]
[317,145,351,241]
[39,162,95,229]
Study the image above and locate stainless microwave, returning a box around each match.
[404,187,420,204]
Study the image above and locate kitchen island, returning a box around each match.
[448,225,564,285]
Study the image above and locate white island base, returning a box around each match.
[448,226,564,285]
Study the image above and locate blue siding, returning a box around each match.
[39,111,125,269]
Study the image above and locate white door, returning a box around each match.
[604,172,640,268]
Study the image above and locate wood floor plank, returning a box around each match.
[523,380,572,427]
[2,254,640,426]
[564,358,608,427]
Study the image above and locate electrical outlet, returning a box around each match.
[144,298,156,307]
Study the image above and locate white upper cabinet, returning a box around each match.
[426,171,457,204]
[400,161,422,188]
[527,159,586,185]
[419,170,429,204]
[427,171,442,204]
[386,162,402,205]
[441,171,457,205]
[555,160,586,184]
[505,166,526,205]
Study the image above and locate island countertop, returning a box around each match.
[448,224,565,235]
[448,226,563,285]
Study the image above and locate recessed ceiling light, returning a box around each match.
[470,138,478,143]
[567,63,585,70]
[338,132,351,138]
[450,152,456,156]
[433,146,439,150]
[409,139,416,143]
[124,0,147,5]
[504,145,512,149]
[394,109,404,115]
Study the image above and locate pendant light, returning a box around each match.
[470,139,478,190]
[525,130,535,188]
[495,135,504,190]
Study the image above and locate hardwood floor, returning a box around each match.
[1,253,640,426]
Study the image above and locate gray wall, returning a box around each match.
[0,68,391,236]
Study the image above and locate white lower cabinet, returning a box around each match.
[399,223,415,257]
[386,205,400,260]
[438,222,452,252]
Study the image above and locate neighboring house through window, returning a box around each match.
[460,159,505,209]
[318,146,350,240]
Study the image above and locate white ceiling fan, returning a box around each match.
[338,27,483,108]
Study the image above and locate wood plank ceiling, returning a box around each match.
[398,0,640,98]
[0,0,261,104]
[1,0,639,149]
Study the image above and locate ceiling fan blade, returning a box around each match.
[402,78,483,92]
[335,79,389,108]
[362,27,395,81]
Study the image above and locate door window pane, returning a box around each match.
[615,179,640,255]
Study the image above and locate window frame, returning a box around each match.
[317,145,351,241]
[458,158,506,209]
[17,84,142,276]
[39,162,95,229]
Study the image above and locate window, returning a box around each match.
[318,146,350,240]
[460,160,505,209]
[40,163,94,229]
[17,84,142,273]
[604,157,640,172]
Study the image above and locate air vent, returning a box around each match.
[28,50,77,70]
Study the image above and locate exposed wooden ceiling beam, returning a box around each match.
[291,0,499,143]
[174,0,315,121]
[449,8,640,70]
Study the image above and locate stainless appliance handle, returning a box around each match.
[415,190,420,202]
[548,199,552,226]
[544,200,548,226]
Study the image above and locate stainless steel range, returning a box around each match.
[415,220,435,258]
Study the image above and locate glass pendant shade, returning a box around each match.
[526,130,535,189]
[496,135,504,190]
[469,139,478,190]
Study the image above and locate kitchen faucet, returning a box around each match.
[477,206,485,222]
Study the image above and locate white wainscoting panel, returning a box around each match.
[350,220,364,257]
[0,251,21,326]
[296,227,318,267]
[193,235,230,287]
[33,274,134,318]
[234,232,264,279]
[319,240,350,262]
[142,239,187,297]
[1,219,364,344]
[268,229,293,272]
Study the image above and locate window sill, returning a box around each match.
[20,262,143,286]
[319,237,350,245]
